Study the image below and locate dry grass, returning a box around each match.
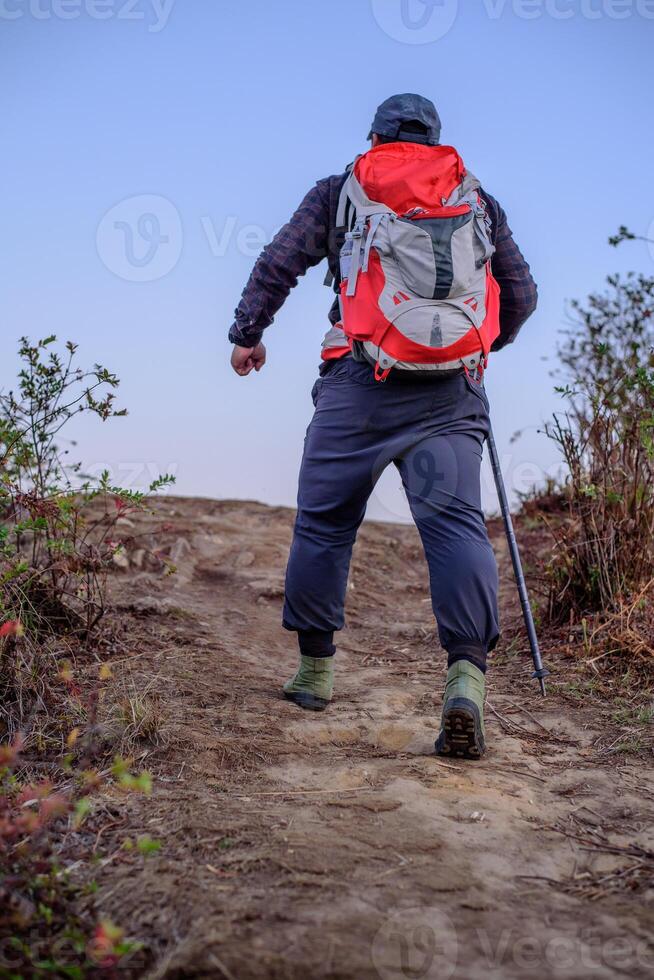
[518,270,654,677]
[111,681,169,751]
[583,580,654,666]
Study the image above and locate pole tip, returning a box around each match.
[532,667,550,698]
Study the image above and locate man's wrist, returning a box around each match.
[229,323,264,348]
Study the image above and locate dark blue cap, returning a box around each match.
[368,93,441,146]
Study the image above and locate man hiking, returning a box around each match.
[229,94,537,759]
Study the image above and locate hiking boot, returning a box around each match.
[435,660,486,760]
[283,655,334,711]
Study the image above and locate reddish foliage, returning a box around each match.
[0,620,23,638]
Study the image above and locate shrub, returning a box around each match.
[0,336,174,973]
[0,336,174,738]
[543,235,654,656]
[0,336,173,639]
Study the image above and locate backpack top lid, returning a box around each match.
[354,143,466,216]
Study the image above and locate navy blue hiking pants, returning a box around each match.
[282,357,500,671]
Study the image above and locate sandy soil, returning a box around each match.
[91,497,654,979]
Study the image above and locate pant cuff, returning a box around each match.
[446,640,487,674]
[297,629,335,659]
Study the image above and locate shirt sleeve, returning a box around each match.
[480,189,538,351]
[228,178,333,347]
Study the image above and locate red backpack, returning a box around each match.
[321,143,500,380]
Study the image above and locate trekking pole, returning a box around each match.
[486,423,549,696]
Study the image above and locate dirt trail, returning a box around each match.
[97,498,654,979]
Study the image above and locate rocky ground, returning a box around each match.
[83,497,654,979]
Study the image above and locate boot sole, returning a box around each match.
[435,697,485,760]
[284,691,330,712]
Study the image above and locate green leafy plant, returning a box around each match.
[0,336,175,739]
[0,737,147,978]
[0,336,174,640]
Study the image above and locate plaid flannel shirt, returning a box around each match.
[228,171,537,352]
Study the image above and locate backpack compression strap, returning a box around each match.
[338,170,395,297]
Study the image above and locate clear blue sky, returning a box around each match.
[2,1,653,520]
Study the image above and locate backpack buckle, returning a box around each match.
[463,357,486,384]
[345,219,366,297]
[374,361,392,383]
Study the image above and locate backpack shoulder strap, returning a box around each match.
[335,160,358,228]
[325,159,395,289]
[324,164,356,288]
[336,156,395,226]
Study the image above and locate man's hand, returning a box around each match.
[230,342,267,377]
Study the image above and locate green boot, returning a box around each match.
[283,655,334,712]
[435,660,486,760]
